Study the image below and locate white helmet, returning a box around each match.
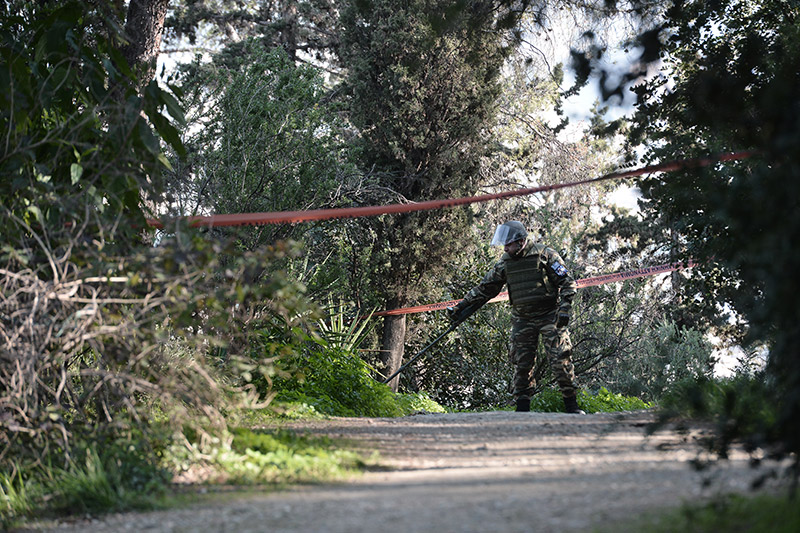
[491,221,528,246]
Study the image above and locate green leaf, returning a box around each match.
[136,120,160,155]
[70,163,83,184]
[157,153,173,170]
[107,46,134,80]
[150,113,185,156]
[159,89,186,125]
[1,244,30,266]
[26,205,42,223]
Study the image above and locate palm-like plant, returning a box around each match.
[316,301,377,353]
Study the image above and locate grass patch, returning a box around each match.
[239,389,447,421]
[2,442,172,530]
[1,471,35,529]
[7,425,374,530]
[47,448,168,515]
[596,491,800,532]
[178,427,371,486]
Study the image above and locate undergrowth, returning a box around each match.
[1,436,172,529]
[653,373,794,473]
[271,345,447,417]
[170,427,370,486]
[529,387,654,413]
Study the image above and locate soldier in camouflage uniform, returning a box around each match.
[448,221,584,414]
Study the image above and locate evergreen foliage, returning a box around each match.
[338,0,515,305]
[0,1,183,246]
[166,0,342,64]
[618,0,800,465]
[171,42,358,249]
[600,320,716,402]
[0,3,322,524]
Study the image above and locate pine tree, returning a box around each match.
[338,0,528,388]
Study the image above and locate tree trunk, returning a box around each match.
[123,0,169,88]
[280,2,299,62]
[380,313,406,392]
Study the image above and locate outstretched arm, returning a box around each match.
[449,262,506,321]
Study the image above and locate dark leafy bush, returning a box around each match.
[658,374,782,459]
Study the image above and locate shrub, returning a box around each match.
[267,304,447,418]
[529,387,653,413]
[274,346,405,417]
[603,321,716,402]
[658,373,782,459]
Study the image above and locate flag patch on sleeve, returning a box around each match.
[551,261,568,277]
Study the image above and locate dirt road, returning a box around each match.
[38,410,781,533]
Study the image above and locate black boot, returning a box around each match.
[515,397,531,412]
[563,395,585,414]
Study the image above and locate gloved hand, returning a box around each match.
[447,301,481,324]
[556,312,570,328]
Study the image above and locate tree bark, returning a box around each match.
[122,0,170,88]
[380,313,406,392]
[279,2,299,62]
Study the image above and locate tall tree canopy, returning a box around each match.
[166,0,342,64]
[169,41,358,250]
[619,0,800,458]
[337,0,530,388]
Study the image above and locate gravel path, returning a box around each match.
[28,410,783,533]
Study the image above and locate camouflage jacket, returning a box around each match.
[460,241,577,318]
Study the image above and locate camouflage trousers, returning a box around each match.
[509,311,577,400]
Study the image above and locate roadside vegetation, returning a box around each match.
[594,369,795,533]
[3,0,798,531]
[598,490,800,533]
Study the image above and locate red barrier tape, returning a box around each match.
[575,260,695,288]
[147,151,754,229]
[373,260,694,317]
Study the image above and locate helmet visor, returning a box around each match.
[491,223,525,246]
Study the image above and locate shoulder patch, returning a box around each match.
[551,261,568,277]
